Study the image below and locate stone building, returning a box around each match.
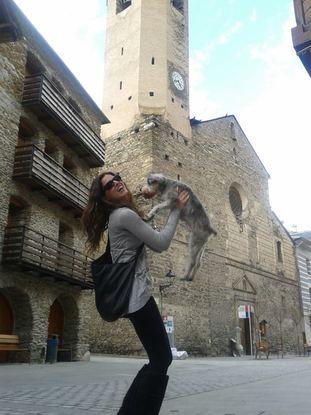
[292,0,311,75]
[291,231,311,345]
[88,0,303,356]
[0,0,108,362]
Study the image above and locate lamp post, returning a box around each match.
[159,270,175,316]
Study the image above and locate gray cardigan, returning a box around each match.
[108,207,180,314]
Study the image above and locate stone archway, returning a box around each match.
[0,287,33,363]
[0,292,13,362]
[49,294,79,360]
[47,299,64,343]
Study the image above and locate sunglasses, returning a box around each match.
[102,174,122,193]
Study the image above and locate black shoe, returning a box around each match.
[134,371,169,415]
[117,364,149,415]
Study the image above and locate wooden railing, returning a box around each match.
[22,74,105,167]
[13,145,89,213]
[2,226,93,289]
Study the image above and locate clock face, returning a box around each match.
[172,71,185,91]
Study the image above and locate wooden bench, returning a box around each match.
[0,334,28,353]
[304,344,311,357]
[57,342,72,362]
[255,340,270,359]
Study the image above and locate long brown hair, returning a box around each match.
[81,171,142,254]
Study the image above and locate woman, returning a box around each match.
[82,171,189,415]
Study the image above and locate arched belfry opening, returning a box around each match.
[172,0,184,14]
[116,0,132,14]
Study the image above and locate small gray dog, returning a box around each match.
[141,173,217,281]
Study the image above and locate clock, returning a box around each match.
[172,71,185,91]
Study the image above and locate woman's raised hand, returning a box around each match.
[175,188,190,209]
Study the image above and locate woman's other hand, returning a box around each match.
[175,188,190,209]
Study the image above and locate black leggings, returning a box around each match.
[127,296,172,374]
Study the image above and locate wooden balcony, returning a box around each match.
[12,145,89,214]
[2,226,93,289]
[22,74,105,167]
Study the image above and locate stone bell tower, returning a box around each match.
[102,0,191,139]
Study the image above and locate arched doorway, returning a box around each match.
[47,299,64,344]
[0,292,13,363]
[47,296,79,361]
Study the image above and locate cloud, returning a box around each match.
[189,20,243,118]
[250,9,257,23]
[217,21,242,45]
[238,17,311,230]
[15,0,106,106]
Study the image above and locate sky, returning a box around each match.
[14,0,311,232]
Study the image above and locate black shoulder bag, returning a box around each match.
[91,239,144,322]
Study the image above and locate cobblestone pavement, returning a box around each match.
[0,355,311,414]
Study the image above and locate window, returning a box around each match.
[178,162,182,167]
[116,0,131,14]
[7,196,29,227]
[151,57,155,65]
[26,51,45,75]
[164,154,169,161]
[44,140,58,162]
[229,187,242,218]
[177,174,181,180]
[18,117,35,144]
[120,81,123,90]
[121,47,124,55]
[172,0,184,14]
[306,259,311,275]
[276,241,283,262]
[149,91,154,96]
[230,121,237,141]
[63,156,77,175]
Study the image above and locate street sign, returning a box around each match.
[163,316,174,334]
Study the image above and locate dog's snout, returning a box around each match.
[147,178,153,185]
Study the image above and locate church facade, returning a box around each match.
[88,0,303,356]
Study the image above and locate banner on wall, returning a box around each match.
[238,305,254,319]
